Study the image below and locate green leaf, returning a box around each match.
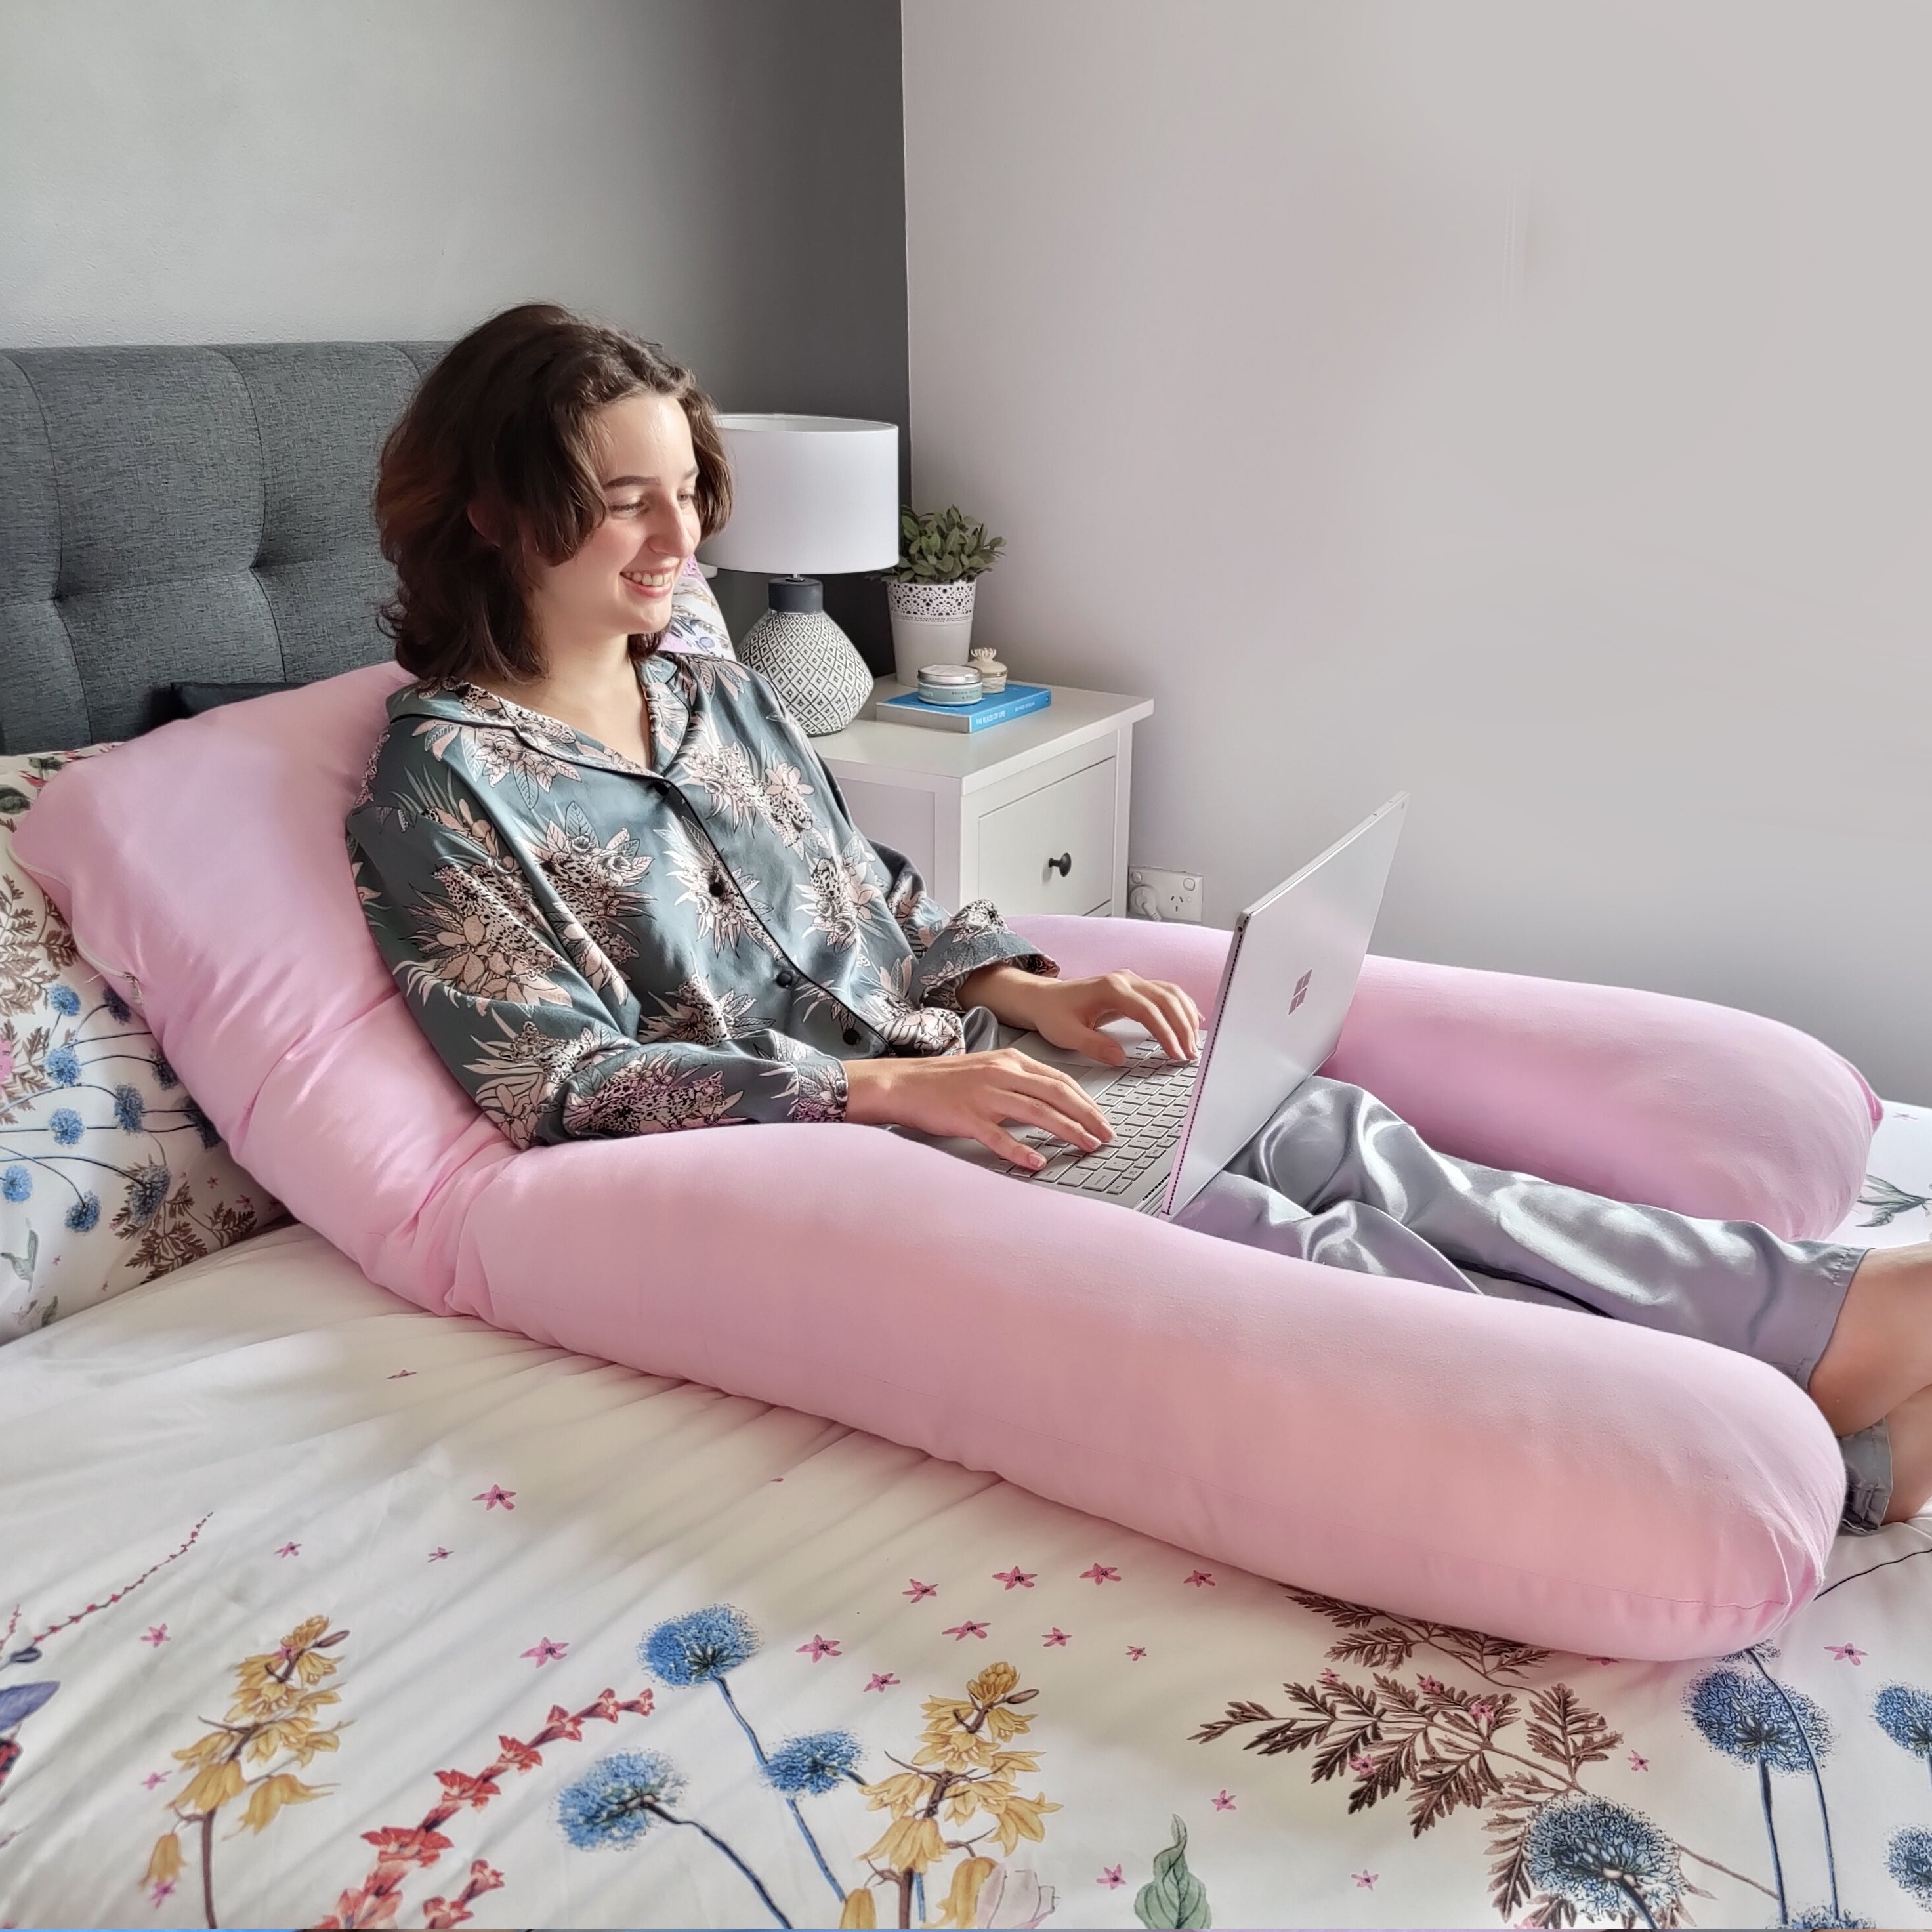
[1135,1816,1211,1930]
[0,788,33,816]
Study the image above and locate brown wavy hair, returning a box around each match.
[375,303,732,683]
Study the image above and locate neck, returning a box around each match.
[511,625,637,705]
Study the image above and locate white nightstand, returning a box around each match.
[812,681,1153,919]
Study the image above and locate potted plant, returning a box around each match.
[881,505,1005,686]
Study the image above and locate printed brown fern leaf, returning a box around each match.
[1328,1628,1421,1671]
[1281,1586,1383,1631]
[1521,1890,1578,1929]
[1408,1752,1503,1836]
[1525,1683,1620,1776]
[1427,1626,1550,1681]
[1190,1700,1274,1745]
[1484,1771,1564,1918]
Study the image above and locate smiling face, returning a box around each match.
[524,390,702,665]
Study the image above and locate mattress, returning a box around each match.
[3,1106,1930,1932]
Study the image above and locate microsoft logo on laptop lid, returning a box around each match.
[1290,969,1312,1013]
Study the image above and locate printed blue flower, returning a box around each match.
[44,1045,79,1087]
[184,1099,219,1149]
[1685,1667,1831,1772]
[48,1108,83,1146]
[64,1192,100,1232]
[102,986,130,1023]
[1786,1910,1876,1929]
[47,984,81,1017]
[557,1750,684,1849]
[121,1164,171,1228]
[1874,1683,1932,1759]
[149,1049,177,1091]
[0,1166,31,1203]
[764,1729,862,1796]
[112,1085,145,1132]
[1889,1827,1932,1910]
[640,1604,760,1686]
[1524,1795,1685,1923]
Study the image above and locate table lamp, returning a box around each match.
[697,414,900,735]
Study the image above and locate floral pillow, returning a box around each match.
[0,747,280,1341]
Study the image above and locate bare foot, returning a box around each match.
[1885,1383,1932,1524]
[1809,1242,1932,1438]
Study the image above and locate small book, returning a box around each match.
[877,682,1052,733]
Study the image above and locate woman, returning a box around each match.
[349,304,1931,1533]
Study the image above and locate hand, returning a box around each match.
[843,1049,1114,1171]
[963,965,1204,1066]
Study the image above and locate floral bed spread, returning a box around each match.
[3,1106,1932,1932]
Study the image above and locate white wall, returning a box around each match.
[904,1,1932,1101]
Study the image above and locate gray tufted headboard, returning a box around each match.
[0,341,442,751]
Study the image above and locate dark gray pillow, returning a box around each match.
[159,680,303,723]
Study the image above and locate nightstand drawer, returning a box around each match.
[973,756,1116,916]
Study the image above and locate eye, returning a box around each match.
[609,498,647,516]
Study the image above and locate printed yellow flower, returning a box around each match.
[968,1662,1018,1704]
[860,1771,931,1815]
[978,1702,1033,1743]
[144,1832,184,1886]
[838,1886,878,1929]
[241,1771,324,1833]
[931,1856,997,1929]
[914,1727,995,1773]
[860,1812,946,1875]
[984,1788,1060,1855]
[171,1730,231,1770]
[179,1757,245,1816]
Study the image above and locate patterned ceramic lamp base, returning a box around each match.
[738,600,874,737]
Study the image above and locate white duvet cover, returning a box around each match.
[3,1108,1931,1932]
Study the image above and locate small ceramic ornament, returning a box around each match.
[967,646,1009,694]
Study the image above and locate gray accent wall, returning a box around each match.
[0,0,909,666]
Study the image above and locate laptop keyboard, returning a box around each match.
[1003,1048,1200,1198]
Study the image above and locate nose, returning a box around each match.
[637,504,695,564]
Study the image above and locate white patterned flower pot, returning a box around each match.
[886,578,978,686]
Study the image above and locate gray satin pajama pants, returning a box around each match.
[1173,1074,1889,1534]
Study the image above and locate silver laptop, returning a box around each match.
[917,795,1407,1217]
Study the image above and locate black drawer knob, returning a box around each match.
[1047,852,1072,877]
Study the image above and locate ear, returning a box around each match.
[466,501,499,547]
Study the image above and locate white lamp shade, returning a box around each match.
[698,414,900,577]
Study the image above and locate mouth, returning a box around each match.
[620,568,678,597]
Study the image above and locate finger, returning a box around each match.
[1005,1065,1115,1142]
[994,1087,1114,1154]
[1061,1022,1129,1066]
[1143,980,1203,1059]
[1107,982,1189,1061]
[978,1122,1050,1170]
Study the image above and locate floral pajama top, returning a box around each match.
[346,578,1054,1146]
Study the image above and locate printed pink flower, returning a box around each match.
[863,1673,900,1693]
[0,1041,15,1085]
[1183,1570,1217,1588]
[1211,1789,1236,1811]
[1827,1643,1867,1664]
[1418,1673,1444,1696]
[1098,1866,1124,1889]
[1125,1645,1147,1661]
[1042,1628,1070,1647]
[472,1485,515,1511]
[427,1547,452,1561]
[904,1579,938,1602]
[520,1638,568,1666]
[140,1770,171,1789]
[388,1369,417,1379]
[994,1566,1036,1590]
[276,1541,301,1557]
[797,1635,841,1662]
[140,1624,169,1647]
[1348,1752,1376,1776]
[1467,1700,1495,1725]
[1320,1667,1341,1686]
[944,1620,990,1641]
[1628,1750,1650,1771]
[1080,1563,1121,1585]
[1353,1870,1378,1889]
[148,1881,176,1907]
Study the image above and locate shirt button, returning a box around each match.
[776,970,795,990]
[841,1027,860,1045]
[708,874,727,897]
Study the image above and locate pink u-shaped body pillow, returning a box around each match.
[14,667,1870,1662]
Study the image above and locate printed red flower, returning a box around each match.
[495,1734,543,1773]
[540,1703,584,1742]
[434,1769,501,1810]
[358,1826,453,1867]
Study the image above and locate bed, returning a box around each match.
[2,345,1929,1932]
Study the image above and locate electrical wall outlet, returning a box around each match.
[1126,866,1203,923]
